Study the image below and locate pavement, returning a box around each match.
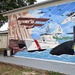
[0,55,75,75]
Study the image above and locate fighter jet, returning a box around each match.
[61,12,75,24]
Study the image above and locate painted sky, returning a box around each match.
[30,1,75,38]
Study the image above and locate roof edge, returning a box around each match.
[2,0,75,16]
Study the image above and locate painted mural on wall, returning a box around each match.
[8,1,75,63]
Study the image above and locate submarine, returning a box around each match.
[50,26,75,55]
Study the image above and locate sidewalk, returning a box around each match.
[0,55,75,75]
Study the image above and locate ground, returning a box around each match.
[0,62,65,75]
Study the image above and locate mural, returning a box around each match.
[8,1,75,63]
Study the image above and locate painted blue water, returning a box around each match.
[15,49,75,63]
[15,39,75,63]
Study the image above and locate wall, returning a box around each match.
[1,0,75,64]
[0,33,8,48]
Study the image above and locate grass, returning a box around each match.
[0,62,66,75]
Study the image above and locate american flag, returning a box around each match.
[9,19,14,27]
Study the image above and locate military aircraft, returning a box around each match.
[61,12,75,24]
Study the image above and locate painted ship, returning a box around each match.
[24,33,59,52]
[24,25,59,52]
[17,17,59,51]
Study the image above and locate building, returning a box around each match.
[0,30,8,49]
[2,0,74,50]
[1,1,75,75]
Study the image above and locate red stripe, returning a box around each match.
[34,40,41,50]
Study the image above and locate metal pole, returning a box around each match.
[73,26,75,42]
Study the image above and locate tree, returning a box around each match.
[26,0,37,5]
[0,0,37,27]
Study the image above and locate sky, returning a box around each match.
[0,0,46,31]
[0,23,8,31]
[36,0,46,3]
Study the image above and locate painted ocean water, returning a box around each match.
[15,39,75,64]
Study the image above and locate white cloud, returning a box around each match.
[37,0,46,2]
[36,0,46,3]
[0,22,8,31]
